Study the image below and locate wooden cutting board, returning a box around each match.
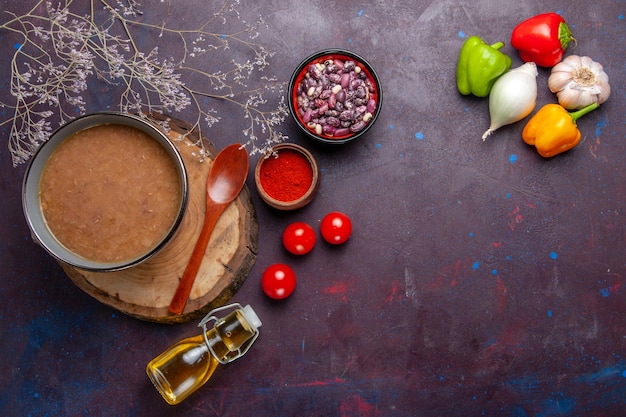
[62,115,258,323]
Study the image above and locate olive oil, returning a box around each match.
[146,305,261,405]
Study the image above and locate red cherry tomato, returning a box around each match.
[261,263,296,300]
[282,222,316,255]
[320,211,352,244]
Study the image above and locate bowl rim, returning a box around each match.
[254,143,320,210]
[288,48,383,145]
[22,111,189,272]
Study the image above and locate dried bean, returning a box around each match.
[319,89,332,100]
[326,63,339,73]
[350,120,366,132]
[326,116,340,127]
[366,99,377,113]
[322,124,336,135]
[328,94,337,109]
[305,77,316,89]
[328,73,341,83]
[302,108,312,123]
[341,73,350,88]
[340,110,355,121]
[308,64,321,80]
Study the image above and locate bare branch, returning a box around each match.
[0,0,288,166]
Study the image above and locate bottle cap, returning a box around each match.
[242,305,262,330]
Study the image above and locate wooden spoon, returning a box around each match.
[169,143,249,315]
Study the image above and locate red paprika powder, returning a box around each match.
[259,149,313,202]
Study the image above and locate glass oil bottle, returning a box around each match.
[146,303,262,405]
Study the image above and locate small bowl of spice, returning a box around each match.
[289,48,382,144]
[255,143,320,210]
[22,112,189,272]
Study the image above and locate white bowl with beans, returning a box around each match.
[289,49,382,144]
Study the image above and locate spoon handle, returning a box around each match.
[168,200,229,315]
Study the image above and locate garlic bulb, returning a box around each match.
[548,55,611,110]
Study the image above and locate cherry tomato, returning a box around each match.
[320,211,352,244]
[261,263,296,300]
[282,222,316,255]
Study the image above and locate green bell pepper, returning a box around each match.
[456,36,512,97]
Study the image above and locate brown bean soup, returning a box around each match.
[39,124,182,263]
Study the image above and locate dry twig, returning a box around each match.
[0,0,288,166]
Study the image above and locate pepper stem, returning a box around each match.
[558,22,574,50]
[570,102,599,123]
[489,41,505,51]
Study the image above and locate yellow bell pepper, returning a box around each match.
[522,102,599,158]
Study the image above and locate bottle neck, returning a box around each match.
[204,310,257,364]
[204,328,230,361]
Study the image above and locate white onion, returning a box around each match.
[482,62,538,140]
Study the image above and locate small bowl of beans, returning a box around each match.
[255,143,320,210]
[22,112,189,272]
[288,49,383,144]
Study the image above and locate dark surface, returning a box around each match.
[1,1,625,416]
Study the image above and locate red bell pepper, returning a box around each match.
[511,12,574,67]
